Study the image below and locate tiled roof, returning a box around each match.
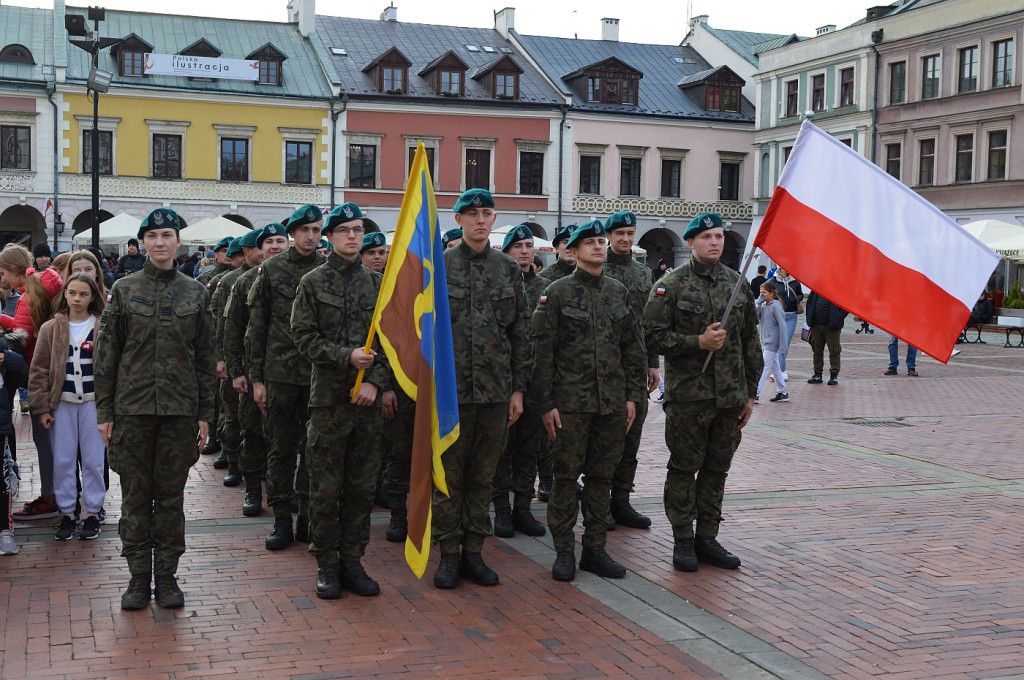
[313,15,565,106]
[0,5,56,84]
[512,31,754,122]
[63,6,333,98]
[701,25,790,66]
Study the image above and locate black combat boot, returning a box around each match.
[295,515,310,543]
[694,535,741,569]
[201,433,220,455]
[315,566,342,599]
[807,374,823,384]
[827,372,839,386]
[385,508,408,543]
[213,451,229,470]
[673,538,698,571]
[120,573,151,610]
[511,507,546,536]
[610,497,652,529]
[578,546,626,578]
[223,462,241,487]
[242,482,262,517]
[154,575,184,608]
[493,506,514,538]
[265,515,294,551]
[339,559,380,596]
[536,476,553,502]
[460,552,499,586]
[433,553,460,589]
[551,550,576,582]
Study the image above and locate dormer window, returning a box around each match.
[179,39,222,81]
[677,65,745,115]
[418,51,468,97]
[247,44,287,86]
[0,44,35,65]
[706,82,740,112]
[363,47,412,94]
[495,72,517,98]
[566,58,642,106]
[113,35,153,77]
[440,70,462,95]
[471,55,523,100]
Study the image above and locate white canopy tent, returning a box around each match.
[989,233,1024,262]
[961,219,1024,246]
[178,217,252,247]
[71,213,139,252]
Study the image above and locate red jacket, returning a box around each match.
[0,267,63,363]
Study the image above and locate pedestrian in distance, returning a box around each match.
[755,281,789,403]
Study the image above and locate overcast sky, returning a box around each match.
[18,0,873,45]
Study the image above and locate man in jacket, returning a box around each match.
[114,239,147,279]
[805,291,849,385]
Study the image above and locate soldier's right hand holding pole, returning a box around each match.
[698,322,726,351]
[542,408,561,441]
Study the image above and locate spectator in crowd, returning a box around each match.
[749,265,768,297]
[768,267,804,380]
[755,281,788,403]
[114,239,147,279]
[885,336,918,377]
[805,291,848,386]
[84,246,114,289]
[32,243,52,271]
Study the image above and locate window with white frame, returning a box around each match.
[992,39,1014,88]
[922,55,940,99]
[918,138,935,186]
[461,137,495,191]
[516,139,549,196]
[76,114,120,177]
[146,119,189,179]
[403,134,441,189]
[884,143,901,180]
[718,151,745,201]
[659,148,687,199]
[839,67,855,107]
[987,130,1007,181]
[280,127,318,185]
[954,133,974,183]
[958,46,978,94]
[213,124,255,182]
[344,131,383,189]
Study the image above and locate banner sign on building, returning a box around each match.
[144,54,260,81]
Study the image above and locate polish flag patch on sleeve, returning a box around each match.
[106,292,113,302]
[656,287,666,296]
[539,295,548,304]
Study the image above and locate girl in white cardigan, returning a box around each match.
[28,274,105,540]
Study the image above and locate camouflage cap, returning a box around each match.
[683,212,724,240]
[256,222,287,247]
[237,228,262,249]
[225,237,245,257]
[551,225,574,248]
[214,236,233,252]
[452,188,494,214]
[441,228,463,248]
[284,204,323,232]
[604,210,638,232]
[566,219,606,249]
[501,225,534,252]
[137,208,182,239]
[323,202,364,233]
[361,231,387,253]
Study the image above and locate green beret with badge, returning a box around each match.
[452,188,494,214]
[324,202,364,234]
[551,225,574,248]
[237,228,262,249]
[214,236,233,252]
[257,222,286,247]
[683,212,724,240]
[318,238,332,252]
[225,237,244,257]
[137,208,182,239]
[566,219,606,248]
[604,210,637,232]
[361,231,387,253]
[283,204,323,232]
[441,228,463,248]
[501,224,533,252]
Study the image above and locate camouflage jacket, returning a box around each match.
[198,261,232,288]
[223,265,260,381]
[445,240,533,404]
[291,252,390,408]
[532,267,646,415]
[537,257,575,283]
[643,257,762,410]
[95,260,216,423]
[604,250,657,371]
[210,264,249,363]
[246,247,326,386]
[523,269,547,311]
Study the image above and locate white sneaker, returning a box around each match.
[781,371,788,381]
[652,392,664,404]
[0,529,18,555]
[950,349,961,357]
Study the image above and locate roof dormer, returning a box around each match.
[112,34,154,77]
[0,44,35,65]
[418,50,469,97]
[678,65,745,113]
[362,46,413,94]
[246,43,287,86]
[563,57,643,105]
[470,54,523,100]
[179,39,222,58]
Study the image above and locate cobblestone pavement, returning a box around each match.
[2,323,1022,679]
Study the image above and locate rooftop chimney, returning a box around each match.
[380,3,397,22]
[288,0,315,37]
[601,17,619,42]
[688,14,709,32]
[494,7,515,39]
[815,24,835,36]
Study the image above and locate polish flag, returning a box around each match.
[754,120,998,363]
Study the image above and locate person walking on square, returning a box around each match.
[767,267,803,380]
[432,188,532,590]
[95,209,216,610]
[805,291,848,386]
[643,212,762,572]
[755,281,788,403]
[885,335,918,377]
[533,220,646,582]
[29,274,107,541]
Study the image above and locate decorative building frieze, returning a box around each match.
[0,172,38,193]
[60,175,324,204]
[572,195,752,220]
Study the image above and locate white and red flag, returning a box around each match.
[754,120,998,362]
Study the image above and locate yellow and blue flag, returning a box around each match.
[370,143,458,578]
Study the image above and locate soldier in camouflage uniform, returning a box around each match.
[441,228,462,250]
[291,203,391,600]
[603,211,660,529]
[536,226,576,283]
[197,236,235,458]
[95,208,216,610]
[210,234,258,487]
[360,231,393,510]
[642,212,762,572]
[360,231,387,273]
[224,224,290,517]
[491,225,547,539]
[532,220,646,582]
[247,205,326,550]
[432,189,533,590]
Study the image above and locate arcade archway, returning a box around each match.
[0,205,46,249]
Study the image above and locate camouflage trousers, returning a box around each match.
[492,398,543,512]
[217,379,242,465]
[547,412,625,552]
[237,382,267,481]
[611,394,648,498]
[432,402,508,554]
[306,404,381,566]
[383,390,415,510]
[108,415,199,576]
[264,381,310,518]
[663,400,742,541]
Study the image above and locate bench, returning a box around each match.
[958,323,1024,348]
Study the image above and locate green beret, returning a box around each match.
[551,225,574,247]
[604,210,637,232]
[566,219,606,248]
[214,236,233,252]
[257,223,287,247]
[318,238,330,250]
[361,231,387,253]
[452,188,494,214]
[324,202,364,233]
[137,208,181,239]
[441,228,463,248]
[683,212,724,240]
[284,204,323,232]
[501,224,533,252]
[225,237,244,257]
[237,228,261,249]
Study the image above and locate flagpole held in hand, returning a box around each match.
[701,248,759,373]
